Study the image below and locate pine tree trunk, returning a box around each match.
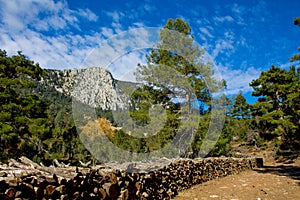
[186,92,191,114]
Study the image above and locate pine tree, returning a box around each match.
[250,65,299,149]
[135,18,224,114]
[0,50,50,160]
[231,92,250,119]
[290,17,300,63]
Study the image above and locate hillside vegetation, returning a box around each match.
[0,18,299,165]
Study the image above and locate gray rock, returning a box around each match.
[43,67,132,110]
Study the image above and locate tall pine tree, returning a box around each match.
[0,50,50,161]
[135,18,224,114]
[232,92,250,119]
[250,65,299,150]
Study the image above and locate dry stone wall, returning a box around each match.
[0,157,262,200]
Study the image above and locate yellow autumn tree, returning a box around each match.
[80,118,116,140]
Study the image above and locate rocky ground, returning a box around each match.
[175,152,300,200]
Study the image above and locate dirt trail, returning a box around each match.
[174,156,300,200]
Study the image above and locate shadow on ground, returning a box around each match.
[255,157,300,185]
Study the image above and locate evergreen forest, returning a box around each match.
[0,18,299,165]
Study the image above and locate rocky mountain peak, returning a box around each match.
[44,67,131,110]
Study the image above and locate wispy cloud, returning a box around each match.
[132,22,146,28]
[105,11,124,22]
[82,27,160,82]
[104,11,127,34]
[0,0,101,69]
[231,3,245,14]
[214,15,234,23]
[143,4,157,12]
[77,8,98,22]
[0,0,155,75]
[108,51,148,82]
[220,65,262,95]
[0,0,97,32]
[212,39,235,59]
[199,27,214,38]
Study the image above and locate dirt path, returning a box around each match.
[174,157,300,200]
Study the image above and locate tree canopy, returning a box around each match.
[290,17,300,63]
[231,91,250,119]
[0,50,91,164]
[135,18,224,114]
[0,17,299,164]
[0,50,49,160]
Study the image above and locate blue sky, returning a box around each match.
[0,0,299,103]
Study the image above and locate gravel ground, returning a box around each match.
[174,156,300,200]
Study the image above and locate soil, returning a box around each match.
[174,154,300,200]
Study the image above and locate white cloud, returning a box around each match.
[112,22,123,34]
[214,15,234,23]
[104,11,128,35]
[236,36,248,48]
[1,28,103,69]
[108,51,148,82]
[199,27,214,38]
[220,65,262,95]
[105,11,124,22]
[82,27,160,75]
[144,4,157,12]
[212,39,235,59]
[199,52,260,96]
[77,8,98,22]
[101,27,114,38]
[278,60,299,69]
[210,30,236,59]
[132,22,145,28]
[231,3,244,14]
[196,18,211,26]
[0,0,97,32]
[0,0,102,69]
[224,31,235,41]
